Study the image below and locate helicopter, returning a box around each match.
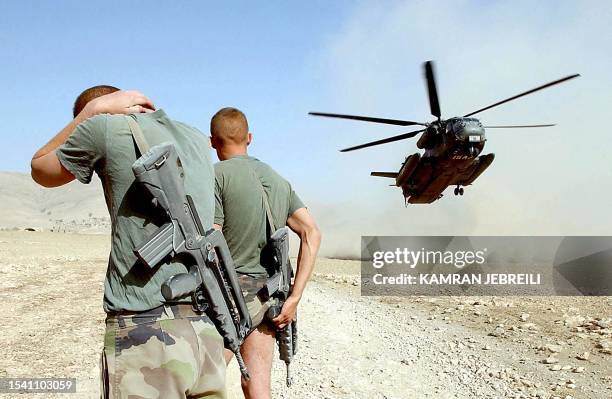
[310,61,579,204]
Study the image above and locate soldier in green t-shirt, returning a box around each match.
[210,107,322,398]
[31,86,226,399]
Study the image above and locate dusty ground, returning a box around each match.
[0,232,610,398]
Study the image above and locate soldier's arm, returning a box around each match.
[31,91,154,187]
[30,113,91,187]
[273,207,321,328]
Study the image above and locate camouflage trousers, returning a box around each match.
[100,303,226,399]
[238,275,271,328]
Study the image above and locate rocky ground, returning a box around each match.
[0,233,610,398]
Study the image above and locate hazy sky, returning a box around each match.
[2,1,611,255]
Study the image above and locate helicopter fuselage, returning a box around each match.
[394,117,494,204]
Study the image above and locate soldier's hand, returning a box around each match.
[83,90,155,118]
[272,295,299,329]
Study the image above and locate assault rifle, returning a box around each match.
[131,142,252,379]
[261,227,298,387]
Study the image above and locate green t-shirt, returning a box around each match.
[214,155,305,277]
[56,109,214,313]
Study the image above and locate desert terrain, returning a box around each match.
[0,172,109,234]
[0,231,610,399]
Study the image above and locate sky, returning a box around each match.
[1,1,611,255]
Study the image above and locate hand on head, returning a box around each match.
[83,90,155,118]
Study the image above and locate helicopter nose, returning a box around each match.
[450,118,486,142]
[458,125,485,143]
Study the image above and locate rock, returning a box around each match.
[563,316,585,328]
[572,367,584,373]
[595,339,610,354]
[576,351,590,360]
[520,313,530,322]
[543,357,559,364]
[521,323,537,331]
[594,319,609,329]
[545,344,562,353]
[549,365,562,371]
[488,327,505,338]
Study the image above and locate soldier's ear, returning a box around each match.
[246,132,253,146]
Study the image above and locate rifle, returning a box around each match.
[261,227,298,387]
[131,142,252,379]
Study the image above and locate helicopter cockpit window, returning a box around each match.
[453,120,464,134]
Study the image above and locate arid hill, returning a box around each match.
[0,172,108,232]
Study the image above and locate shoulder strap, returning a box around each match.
[247,164,276,234]
[125,115,150,155]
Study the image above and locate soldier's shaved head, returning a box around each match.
[210,107,249,145]
[73,85,120,117]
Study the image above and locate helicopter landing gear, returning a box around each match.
[454,186,464,196]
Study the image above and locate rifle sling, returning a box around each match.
[125,115,150,156]
[247,164,276,236]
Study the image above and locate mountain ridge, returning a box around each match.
[0,171,108,232]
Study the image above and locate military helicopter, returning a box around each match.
[310,61,579,204]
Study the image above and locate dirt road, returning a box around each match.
[0,232,610,398]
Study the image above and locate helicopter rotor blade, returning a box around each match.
[464,74,580,117]
[424,61,441,119]
[484,124,556,128]
[340,129,425,152]
[309,112,427,126]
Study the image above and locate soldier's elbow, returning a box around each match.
[30,160,49,187]
[303,223,322,247]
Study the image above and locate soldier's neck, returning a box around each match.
[218,146,248,161]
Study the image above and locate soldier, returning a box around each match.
[31,86,226,398]
[210,107,321,398]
